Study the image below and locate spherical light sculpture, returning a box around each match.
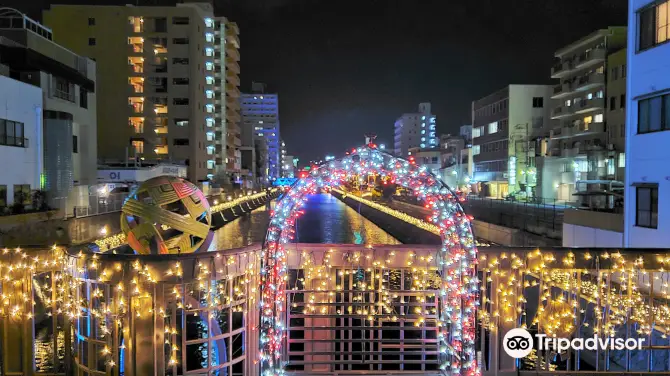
[121,176,211,254]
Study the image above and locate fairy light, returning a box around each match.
[258,145,480,376]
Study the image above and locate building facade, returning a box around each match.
[471,85,551,199]
[0,75,43,207]
[393,102,436,157]
[624,0,670,247]
[240,89,280,181]
[543,27,627,203]
[0,9,97,208]
[44,3,241,184]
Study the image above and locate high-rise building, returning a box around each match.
[544,27,627,202]
[471,85,552,199]
[240,86,280,181]
[282,155,296,178]
[0,8,97,208]
[623,0,669,247]
[393,103,436,157]
[219,19,241,183]
[43,2,240,183]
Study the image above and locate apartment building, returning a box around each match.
[471,85,551,199]
[0,9,97,208]
[544,27,627,203]
[623,0,670,247]
[44,2,241,183]
[393,103,436,157]
[219,19,241,182]
[240,88,280,181]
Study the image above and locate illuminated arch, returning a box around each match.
[259,145,479,375]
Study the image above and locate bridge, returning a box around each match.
[0,146,668,376]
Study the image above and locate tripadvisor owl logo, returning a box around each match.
[502,328,645,358]
[503,328,534,358]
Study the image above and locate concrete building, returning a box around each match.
[219,18,241,183]
[282,155,296,178]
[471,85,552,199]
[438,134,468,189]
[409,147,441,176]
[240,86,280,181]
[0,8,97,208]
[544,27,627,204]
[459,125,473,144]
[393,103,436,157]
[623,0,670,247]
[0,75,43,207]
[43,2,241,184]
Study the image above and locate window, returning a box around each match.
[173,98,189,105]
[595,114,604,123]
[173,138,189,146]
[88,38,96,46]
[532,97,544,108]
[172,78,189,85]
[0,119,26,147]
[173,38,189,44]
[622,64,627,78]
[621,94,626,108]
[565,99,572,107]
[618,152,626,168]
[175,119,188,127]
[173,17,190,25]
[131,140,144,154]
[13,185,30,205]
[473,145,481,155]
[488,122,498,134]
[639,1,670,50]
[73,135,78,153]
[80,87,88,109]
[172,57,189,65]
[154,17,167,32]
[638,93,670,133]
[610,96,616,110]
[88,18,95,26]
[635,185,658,228]
[611,67,619,80]
[0,185,6,207]
[472,126,483,138]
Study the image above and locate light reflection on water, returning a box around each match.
[208,193,400,250]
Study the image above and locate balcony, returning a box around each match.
[550,125,573,140]
[225,45,240,61]
[225,58,240,74]
[550,60,573,78]
[574,97,605,114]
[225,83,240,97]
[574,121,605,137]
[128,64,144,74]
[128,104,144,115]
[574,48,606,70]
[225,71,240,86]
[551,105,573,119]
[551,82,573,98]
[574,72,605,92]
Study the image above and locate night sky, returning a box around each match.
[8,0,628,164]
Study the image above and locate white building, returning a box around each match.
[394,103,436,157]
[623,0,670,247]
[471,85,552,199]
[0,9,97,210]
[0,76,43,207]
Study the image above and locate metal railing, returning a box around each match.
[461,195,567,234]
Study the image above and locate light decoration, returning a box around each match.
[94,190,277,251]
[259,145,480,375]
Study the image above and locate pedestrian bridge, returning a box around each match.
[1,244,668,376]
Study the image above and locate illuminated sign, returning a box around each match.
[272,178,298,187]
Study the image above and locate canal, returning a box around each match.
[208,193,400,250]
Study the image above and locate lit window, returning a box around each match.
[430,117,435,123]
[565,99,571,107]
[132,140,144,154]
[205,33,214,42]
[421,137,426,142]
[205,90,214,99]
[205,62,213,71]
[205,48,214,56]
[257,133,263,137]
[639,1,670,50]
[587,93,593,100]
[206,76,214,85]
[420,143,426,148]
[594,114,603,123]
[421,130,426,134]
[618,152,626,168]
[421,116,426,120]
[473,127,481,138]
[204,18,213,28]
[259,121,263,124]
[488,122,498,134]
[473,145,480,155]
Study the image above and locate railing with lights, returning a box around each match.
[1,245,670,375]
